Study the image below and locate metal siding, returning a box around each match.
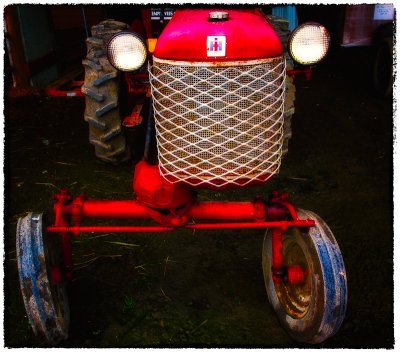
[16,5,58,86]
[272,5,298,32]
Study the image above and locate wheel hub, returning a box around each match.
[274,234,312,319]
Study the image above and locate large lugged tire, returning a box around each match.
[373,36,393,98]
[262,209,347,344]
[267,15,296,156]
[82,20,130,163]
[16,213,70,345]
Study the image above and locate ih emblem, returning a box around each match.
[207,36,226,57]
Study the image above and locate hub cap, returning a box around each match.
[274,232,312,319]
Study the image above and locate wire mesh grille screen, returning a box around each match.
[149,56,286,188]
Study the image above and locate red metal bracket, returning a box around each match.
[253,196,267,221]
[287,67,312,80]
[270,226,308,285]
[52,189,73,278]
[52,189,72,227]
[124,72,150,95]
[269,190,299,222]
[71,194,87,236]
[122,104,144,127]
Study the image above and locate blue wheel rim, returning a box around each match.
[16,213,69,345]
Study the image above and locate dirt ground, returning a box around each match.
[4,46,393,348]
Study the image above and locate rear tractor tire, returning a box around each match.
[82,20,130,163]
[373,36,393,98]
[267,15,296,156]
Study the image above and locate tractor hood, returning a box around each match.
[153,9,282,61]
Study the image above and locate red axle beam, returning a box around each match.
[62,200,151,219]
[50,189,313,285]
[61,200,260,221]
[185,220,314,230]
[188,202,256,220]
[47,220,314,233]
[47,225,173,233]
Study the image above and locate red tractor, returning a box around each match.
[16,8,347,345]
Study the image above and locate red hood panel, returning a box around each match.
[154,9,282,61]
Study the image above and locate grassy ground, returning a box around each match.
[4,46,393,347]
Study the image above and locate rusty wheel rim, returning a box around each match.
[274,230,312,319]
[263,209,347,343]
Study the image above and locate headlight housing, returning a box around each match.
[107,32,147,72]
[288,23,330,65]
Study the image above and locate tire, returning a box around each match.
[373,37,393,98]
[267,15,296,156]
[16,213,70,345]
[262,209,347,344]
[82,20,130,163]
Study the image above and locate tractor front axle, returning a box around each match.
[48,187,314,285]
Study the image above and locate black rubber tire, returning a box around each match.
[373,37,393,98]
[267,15,296,156]
[82,20,130,163]
[16,213,70,345]
[262,209,347,344]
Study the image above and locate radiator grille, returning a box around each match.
[149,56,285,188]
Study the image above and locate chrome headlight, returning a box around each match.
[107,32,147,71]
[288,23,330,65]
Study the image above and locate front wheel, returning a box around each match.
[262,209,347,344]
[16,213,70,345]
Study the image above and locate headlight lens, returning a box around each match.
[288,23,330,65]
[107,32,147,71]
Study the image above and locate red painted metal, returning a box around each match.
[51,186,315,286]
[52,189,72,226]
[60,215,73,278]
[124,72,149,95]
[52,189,73,277]
[287,265,307,285]
[133,161,194,208]
[47,225,173,233]
[71,194,86,236]
[61,200,257,222]
[271,227,283,284]
[58,199,314,227]
[154,8,282,61]
[268,190,300,223]
[57,196,314,229]
[187,202,255,221]
[269,190,289,204]
[185,220,314,230]
[287,67,312,80]
[265,204,287,220]
[68,200,151,219]
[122,104,144,127]
[133,161,195,226]
[253,196,267,221]
[51,266,62,284]
[278,200,300,221]
[45,88,84,97]
[47,220,315,233]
